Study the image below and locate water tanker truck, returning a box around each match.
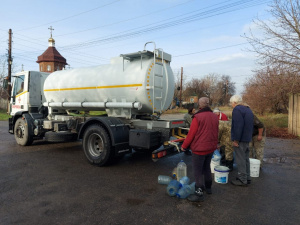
[7,42,187,166]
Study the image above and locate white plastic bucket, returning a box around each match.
[210,160,220,174]
[250,158,261,177]
[214,166,230,184]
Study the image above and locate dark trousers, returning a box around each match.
[234,142,251,183]
[192,152,213,189]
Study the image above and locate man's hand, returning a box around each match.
[233,140,239,147]
[257,135,262,141]
[257,128,263,141]
[181,147,186,152]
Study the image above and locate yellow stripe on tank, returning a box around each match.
[44,84,142,92]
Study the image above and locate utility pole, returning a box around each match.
[180,67,183,108]
[7,29,13,102]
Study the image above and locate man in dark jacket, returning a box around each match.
[230,95,254,186]
[181,97,219,201]
[250,114,266,167]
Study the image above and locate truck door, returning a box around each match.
[11,74,27,116]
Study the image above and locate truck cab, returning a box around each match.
[10,71,49,116]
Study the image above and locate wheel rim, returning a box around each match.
[88,133,104,157]
[16,124,25,139]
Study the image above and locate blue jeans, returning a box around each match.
[234,142,251,183]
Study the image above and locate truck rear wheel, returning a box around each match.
[82,125,113,166]
[14,117,33,146]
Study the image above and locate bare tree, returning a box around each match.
[217,75,236,105]
[183,74,236,107]
[243,66,300,114]
[0,56,8,99]
[243,0,300,113]
[245,0,300,72]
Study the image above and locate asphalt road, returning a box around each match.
[0,120,300,225]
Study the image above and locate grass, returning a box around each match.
[219,106,288,128]
[164,106,293,138]
[0,109,10,121]
[258,113,288,129]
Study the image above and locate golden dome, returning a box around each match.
[48,37,55,47]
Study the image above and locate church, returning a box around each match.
[36,27,67,72]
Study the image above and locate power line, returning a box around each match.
[15,0,121,32]
[8,0,270,67]
[5,0,271,71]
[174,43,248,57]
[59,0,270,51]
[53,0,196,38]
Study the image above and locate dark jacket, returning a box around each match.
[253,114,265,136]
[182,107,219,155]
[231,105,254,142]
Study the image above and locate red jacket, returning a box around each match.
[182,108,219,155]
[219,112,229,121]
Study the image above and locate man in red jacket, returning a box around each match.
[181,97,219,202]
[213,108,229,121]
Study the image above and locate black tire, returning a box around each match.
[14,117,33,146]
[45,131,78,142]
[82,125,113,166]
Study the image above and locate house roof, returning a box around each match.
[36,46,67,64]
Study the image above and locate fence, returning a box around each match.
[288,93,300,136]
[0,98,8,110]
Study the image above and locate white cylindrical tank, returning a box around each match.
[43,49,174,118]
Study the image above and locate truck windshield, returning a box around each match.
[12,75,25,96]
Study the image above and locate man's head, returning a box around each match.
[198,97,209,109]
[188,107,196,115]
[229,95,242,108]
[213,108,220,116]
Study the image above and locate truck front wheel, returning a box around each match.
[14,117,33,146]
[82,125,113,166]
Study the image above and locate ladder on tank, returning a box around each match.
[144,42,164,115]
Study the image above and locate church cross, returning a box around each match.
[48,26,54,38]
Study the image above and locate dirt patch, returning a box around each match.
[267,127,299,139]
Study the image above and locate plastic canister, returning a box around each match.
[211,150,221,173]
[158,175,172,185]
[166,180,181,196]
[214,165,230,184]
[172,167,177,179]
[176,184,193,199]
[176,160,187,181]
[211,149,221,161]
[179,176,190,186]
[250,158,261,177]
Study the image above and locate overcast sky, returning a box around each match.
[0,0,272,95]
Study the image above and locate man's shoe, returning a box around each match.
[231,179,247,186]
[237,177,251,184]
[188,187,204,202]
